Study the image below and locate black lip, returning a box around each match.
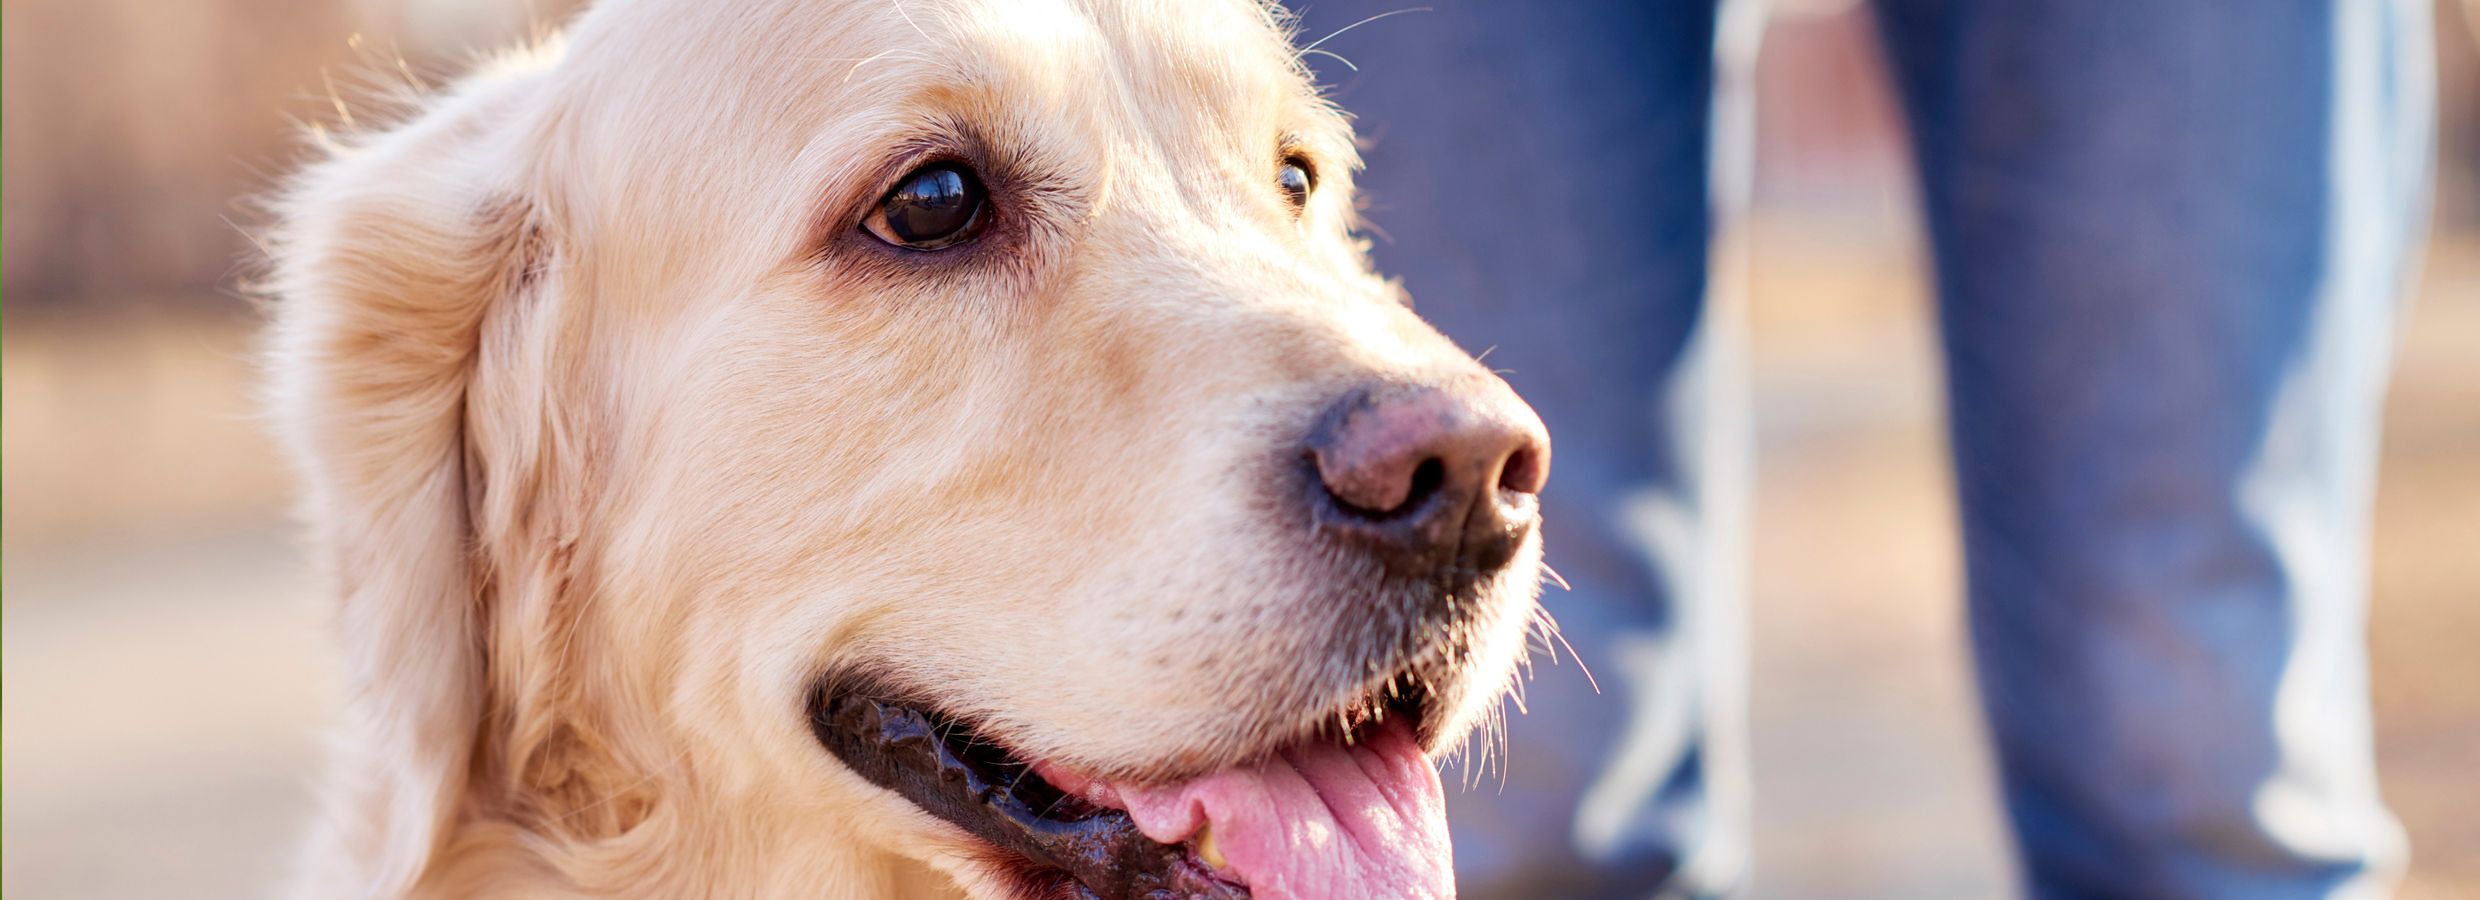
[807,688,1247,900]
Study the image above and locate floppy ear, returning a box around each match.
[263,57,556,896]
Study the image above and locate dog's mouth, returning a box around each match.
[807,672,1452,900]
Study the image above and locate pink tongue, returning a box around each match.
[1110,721,1453,900]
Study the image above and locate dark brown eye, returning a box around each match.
[1277,156,1314,210]
[864,163,988,250]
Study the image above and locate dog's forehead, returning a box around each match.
[567,0,1324,133]
[546,0,1358,294]
[851,0,1321,140]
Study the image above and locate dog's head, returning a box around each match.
[267,1,1549,896]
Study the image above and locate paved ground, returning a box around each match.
[5,225,2473,898]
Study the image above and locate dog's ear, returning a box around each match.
[263,56,557,896]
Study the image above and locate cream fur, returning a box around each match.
[263,1,1547,896]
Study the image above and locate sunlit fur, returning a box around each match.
[262,0,1546,896]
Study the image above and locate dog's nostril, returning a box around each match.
[1319,454,1444,520]
[1387,457,1446,520]
[1499,445,1545,496]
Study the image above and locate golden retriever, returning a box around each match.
[263,1,1550,896]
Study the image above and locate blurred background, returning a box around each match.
[3,0,2473,897]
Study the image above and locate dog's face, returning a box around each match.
[268,1,1548,896]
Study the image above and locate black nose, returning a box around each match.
[1305,379,1550,582]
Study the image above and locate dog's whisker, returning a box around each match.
[887,0,933,44]
[1298,7,1432,55]
[1298,47,1359,72]
[1495,707,1514,794]
[1522,608,1557,667]
[1540,562,1574,592]
[822,48,935,84]
[1538,611,1601,695]
[1494,704,1511,790]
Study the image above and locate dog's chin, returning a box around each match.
[806,651,1478,900]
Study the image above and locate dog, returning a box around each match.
[263,0,1551,896]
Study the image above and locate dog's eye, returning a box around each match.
[865,163,989,250]
[1277,156,1315,210]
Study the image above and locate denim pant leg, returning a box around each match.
[1288,3,1757,897]
[1869,1,2436,896]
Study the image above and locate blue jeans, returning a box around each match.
[1290,1,2435,897]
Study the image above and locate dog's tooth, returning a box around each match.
[1195,824,1227,869]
